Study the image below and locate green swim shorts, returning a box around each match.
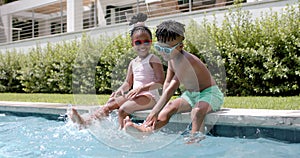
[180,85,224,111]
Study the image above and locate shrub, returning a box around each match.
[0,2,298,96]
[193,3,300,96]
[0,50,24,92]
[17,40,79,93]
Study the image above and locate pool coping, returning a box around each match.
[1,101,300,143]
[1,101,299,128]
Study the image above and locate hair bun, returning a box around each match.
[129,13,148,26]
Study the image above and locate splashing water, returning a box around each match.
[86,111,183,152]
[1,113,300,158]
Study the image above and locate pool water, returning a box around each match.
[0,114,299,158]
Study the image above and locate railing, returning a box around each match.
[0,0,244,44]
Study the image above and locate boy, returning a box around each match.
[124,20,224,143]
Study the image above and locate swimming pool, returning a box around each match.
[1,113,299,158]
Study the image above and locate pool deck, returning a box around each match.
[1,101,300,142]
[0,101,299,128]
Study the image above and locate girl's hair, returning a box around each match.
[129,13,152,39]
[155,20,185,43]
[130,26,152,39]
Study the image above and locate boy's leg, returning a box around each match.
[154,98,192,130]
[124,98,191,132]
[118,95,155,129]
[190,101,212,133]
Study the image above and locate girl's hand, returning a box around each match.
[126,86,144,99]
[111,88,125,98]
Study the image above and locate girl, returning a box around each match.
[70,14,165,129]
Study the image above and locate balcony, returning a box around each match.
[0,0,297,52]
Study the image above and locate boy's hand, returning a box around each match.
[144,112,158,128]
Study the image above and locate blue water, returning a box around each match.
[0,114,299,158]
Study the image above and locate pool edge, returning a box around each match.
[0,101,299,143]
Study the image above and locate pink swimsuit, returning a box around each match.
[131,54,160,102]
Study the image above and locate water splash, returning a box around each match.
[58,103,73,121]
[87,111,183,152]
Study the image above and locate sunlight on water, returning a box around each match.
[0,115,99,157]
[1,113,300,158]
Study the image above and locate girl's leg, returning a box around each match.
[69,108,102,129]
[69,108,86,125]
[118,95,155,129]
[70,96,129,128]
[92,96,128,119]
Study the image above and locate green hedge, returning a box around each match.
[206,4,300,96]
[0,3,299,96]
[0,50,24,92]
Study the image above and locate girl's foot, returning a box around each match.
[69,108,85,125]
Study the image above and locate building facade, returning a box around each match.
[0,0,297,52]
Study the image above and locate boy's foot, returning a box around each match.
[123,117,153,139]
[184,132,206,144]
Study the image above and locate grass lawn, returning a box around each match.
[0,93,299,110]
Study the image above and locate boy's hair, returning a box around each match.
[155,20,185,43]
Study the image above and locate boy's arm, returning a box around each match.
[145,75,179,127]
[162,64,174,92]
[144,64,179,126]
[151,76,179,114]
[149,65,179,116]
